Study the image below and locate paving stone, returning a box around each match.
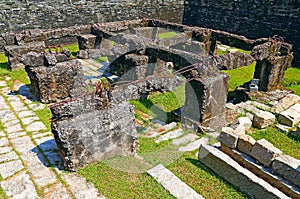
[218,127,240,148]
[146,122,177,137]
[172,133,199,146]
[0,146,12,154]
[0,137,9,147]
[0,103,10,110]
[147,164,204,199]
[0,88,11,95]
[179,137,209,152]
[0,159,24,179]
[10,101,28,112]
[272,155,300,189]
[248,101,272,112]
[18,110,35,118]
[6,123,24,134]
[1,171,39,198]
[237,102,260,114]
[0,81,7,87]
[8,131,27,139]
[0,112,17,123]
[11,136,36,159]
[35,137,57,152]
[28,103,46,110]
[27,160,57,188]
[271,94,300,114]
[44,151,65,172]
[155,129,184,143]
[26,121,47,132]
[278,104,300,127]
[253,110,276,129]
[198,144,290,199]
[43,183,72,199]
[63,173,105,199]
[0,131,5,137]
[250,139,282,167]
[0,151,19,163]
[32,132,52,139]
[21,116,40,125]
[3,119,19,128]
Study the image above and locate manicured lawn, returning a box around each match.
[251,127,300,159]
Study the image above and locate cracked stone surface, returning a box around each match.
[0,83,104,198]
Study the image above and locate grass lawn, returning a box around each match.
[159,32,178,39]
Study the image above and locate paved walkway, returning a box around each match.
[0,78,105,199]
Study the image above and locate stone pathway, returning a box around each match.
[0,80,105,198]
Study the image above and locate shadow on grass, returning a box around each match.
[71,51,78,58]
[186,158,251,199]
[0,62,10,70]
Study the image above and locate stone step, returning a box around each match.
[198,144,290,199]
[155,128,184,143]
[221,144,300,199]
[172,133,199,146]
[178,137,208,152]
[147,164,204,199]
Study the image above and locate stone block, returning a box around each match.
[25,59,86,103]
[278,104,300,127]
[44,53,57,66]
[20,52,44,67]
[236,117,252,130]
[218,127,240,148]
[77,34,98,50]
[272,155,300,189]
[253,110,276,129]
[51,101,138,171]
[198,144,289,199]
[221,145,300,199]
[237,134,256,155]
[271,94,300,114]
[250,139,282,167]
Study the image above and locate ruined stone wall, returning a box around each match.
[183,0,300,66]
[0,0,184,33]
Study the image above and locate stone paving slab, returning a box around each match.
[172,133,199,146]
[21,116,40,125]
[155,129,184,143]
[26,121,47,132]
[1,171,39,199]
[2,119,19,128]
[8,131,27,139]
[35,137,58,152]
[147,164,204,199]
[0,151,19,163]
[43,182,73,199]
[0,131,5,137]
[0,146,12,154]
[179,137,209,152]
[63,173,105,199]
[0,137,9,147]
[6,123,23,134]
[0,159,24,179]
[18,110,35,118]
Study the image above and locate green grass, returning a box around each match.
[78,162,175,199]
[283,67,300,95]
[168,152,250,199]
[63,44,79,58]
[159,32,178,39]
[222,62,256,91]
[217,44,251,55]
[34,106,52,132]
[251,127,300,159]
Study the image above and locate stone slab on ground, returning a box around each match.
[0,159,24,179]
[43,182,73,199]
[221,144,300,199]
[146,122,177,138]
[276,124,291,133]
[271,94,300,114]
[0,151,19,163]
[272,155,300,189]
[198,144,290,199]
[218,127,240,148]
[250,139,282,167]
[179,137,209,152]
[278,104,300,127]
[147,164,204,199]
[237,134,256,155]
[172,133,199,146]
[63,173,105,199]
[155,129,184,143]
[253,110,276,129]
[1,171,39,199]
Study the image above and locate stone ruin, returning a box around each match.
[5,19,294,171]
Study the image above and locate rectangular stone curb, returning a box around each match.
[147,164,204,199]
[221,144,300,199]
[198,144,290,199]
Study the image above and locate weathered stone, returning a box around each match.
[51,101,138,171]
[155,129,184,143]
[43,183,72,199]
[221,144,300,199]
[178,137,209,152]
[218,127,240,148]
[77,50,89,59]
[253,110,276,129]
[172,133,199,146]
[26,121,47,132]
[20,51,44,67]
[215,52,255,70]
[271,94,300,114]
[237,134,256,155]
[77,34,98,50]
[25,59,86,103]
[44,53,58,66]
[147,164,204,199]
[0,159,24,179]
[278,104,300,127]
[198,144,289,199]
[272,155,300,189]
[250,139,282,167]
